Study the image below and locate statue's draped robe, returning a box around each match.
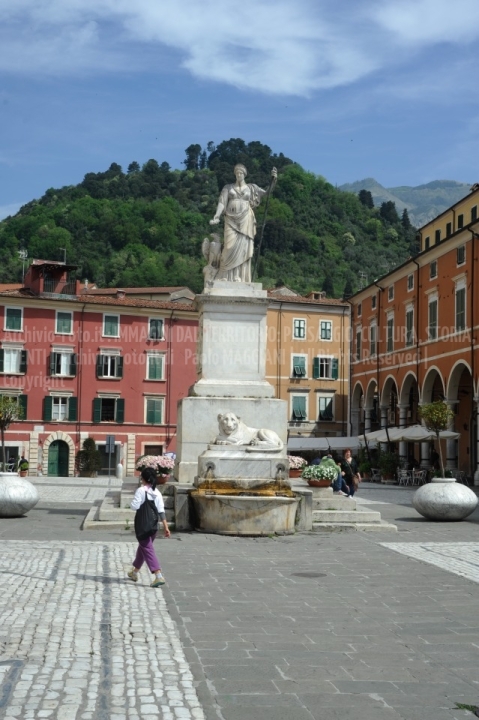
[217,183,265,282]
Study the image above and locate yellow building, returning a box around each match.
[419,183,479,251]
[266,287,351,443]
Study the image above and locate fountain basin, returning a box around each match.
[191,493,298,535]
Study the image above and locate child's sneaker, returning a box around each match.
[127,569,138,582]
[151,573,166,588]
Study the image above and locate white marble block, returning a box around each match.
[191,282,274,398]
[176,397,288,483]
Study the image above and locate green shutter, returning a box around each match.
[149,318,163,340]
[57,312,72,334]
[69,353,77,377]
[18,394,27,420]
[96,355,103,378]
[0,349,3,373]
[19,350,27,374]
[49,353,57,376]
[104,315,118,336]
[93,398,102,423]
[44,396,53,422]
[331,358,339,380]
[68,397,77,422]
[115,398,125,423]
[116,356,124,379]
[293,356,306,377]
[292,395,306,420]
[312,357,320,379]
[148,355,162,380]
[6,308,22,330]
[146,399,155,424]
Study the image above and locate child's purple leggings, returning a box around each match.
[133,533,160,573]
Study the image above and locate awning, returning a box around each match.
[287,436,363,452]
[363,425,460,443]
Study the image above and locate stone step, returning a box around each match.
[312,521,397,532]
[312,509,382,523]
[83,503,175,531]
[313,498,357,510]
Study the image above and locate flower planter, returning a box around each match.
[412,477,478,521]
[19,470,28,477]
[289,468,303,478]
[0,472,39,517]
[306,479,331,488]
[157,474,170,485]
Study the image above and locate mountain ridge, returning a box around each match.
[339,178,471,227]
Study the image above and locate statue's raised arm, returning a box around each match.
[209,165,277,283]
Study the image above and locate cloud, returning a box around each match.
[0,0,478,95]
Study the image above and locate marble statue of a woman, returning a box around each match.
[209,164,277,283]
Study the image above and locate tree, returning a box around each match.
[322,275,334,296]
[75,438,102,477]
[418,401,454,478]
[401,208,412,229]
[358,189,374,208]
[127,162,140,174]
[379,201,399,224]
[343,277,354,298]
[183,144,202,171]
[0,397,23,472]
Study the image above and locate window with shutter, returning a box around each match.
[312,357,320,379]
[456,287,466,331]
[0,349,4,373]
[116,356,124,379]
[292,356,306,377]
[320,321,332,340]
[319,396,333,421]
[5,307,22,331]
[103,314,119,337]
[69,354,77,377]
[293,319,306,339]
[19,350,27,374]
[115,398,125,423]
[149,318,164,340]
[146,398,163,424]
[68,397,78,421]
[331,358,339,380]
[96,355,103,378]
[56,311,72,334]
[44,396,53,422]
[292,395,307,421]
[148,354,164,380]
[406,309,414,346]
[93,398,102,423]
[18,394,27,420]
[428,299,438,340]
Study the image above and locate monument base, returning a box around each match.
[176,396,288,483]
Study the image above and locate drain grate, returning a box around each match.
[292,572,327,578]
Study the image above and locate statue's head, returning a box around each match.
[234,163,247,179]
[218,412,240,435]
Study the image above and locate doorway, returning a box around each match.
[48,440,69,477]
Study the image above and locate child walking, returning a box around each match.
[127,467,170,588]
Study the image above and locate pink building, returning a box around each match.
[0,261,197,476]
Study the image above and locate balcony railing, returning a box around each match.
[43,279,77,295]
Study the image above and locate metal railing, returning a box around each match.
[43,279,77,295]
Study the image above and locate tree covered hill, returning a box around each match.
[0,139,417,297]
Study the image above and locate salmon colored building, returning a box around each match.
[0,260,197,477]
[349,186,479,479]
[266,287,350,446]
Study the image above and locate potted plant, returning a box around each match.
[0,397,38,518]
[76,438,102,478]
[378,450,399,481]
[287,455,307,478]
[18,459,29,477]
[301,457,338,488]
[413,401,478,521]
[136,454,175,484]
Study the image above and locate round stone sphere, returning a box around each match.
[0,473,39,517]
[412,478,478,521]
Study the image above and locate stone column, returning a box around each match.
[398,404,408,461]
[364,407,372,435]
[474,398,479,486]
[444,401,458,470]
[351,408,360,437]
[380,406,389,452]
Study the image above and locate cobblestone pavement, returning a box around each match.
[2,485,479,719]
[0,540,203,720]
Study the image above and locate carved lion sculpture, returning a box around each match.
[214,412,283,452]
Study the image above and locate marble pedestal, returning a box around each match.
[176,397,287,483]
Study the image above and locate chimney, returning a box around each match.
[116,289,126,299]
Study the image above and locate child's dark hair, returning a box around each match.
[140,467,158,490]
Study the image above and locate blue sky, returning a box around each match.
[1,0,478,220]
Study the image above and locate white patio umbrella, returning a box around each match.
[363,427,403,443]
[399,424,460,442]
